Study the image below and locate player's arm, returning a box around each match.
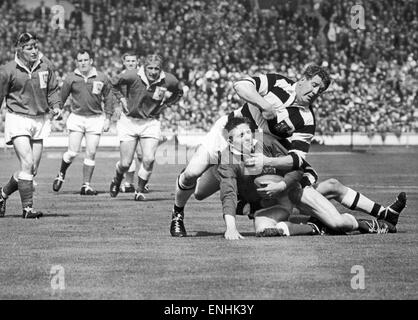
[110,71,131,111]
[0,67,9,105]
[257,170,303,198]
[218,164,245,240]
[163,78,183,106]
[233,75,275,114]
[102,76,114,131]
[47,68,62,119]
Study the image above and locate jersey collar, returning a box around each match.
[74,67,98,80]
[137,66,166,88]
[14,52,44,74]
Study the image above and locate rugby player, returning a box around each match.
[0,33,61,218]
[109,54,183,201]
[52,49,114,195]
[171,64,331,237]
[206,117,406,238]
[114,52,143,193]
[216,117,322,239]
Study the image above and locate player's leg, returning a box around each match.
[254,194,318,236]
[122,143,142,193]
[134,137,159,201]
[12,136,43,218]
[80,133,101,195]
[295,186,359,233]
[121,160,136,193]
[316,178,406,226]
[171,145,212,237]
[110,139,138,197]
[52,130,82,192]
[194,166,220,201]
[171,115,229,237]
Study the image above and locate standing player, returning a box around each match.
[52,49,113,195]
[115,52,143,193]
[0,33,61,218]
[171,64,331,237]
[109,54,183,201]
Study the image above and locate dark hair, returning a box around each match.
[15,32,38,47]
[224,116,253,134]
[303,64,331,92]
[76,49,94,60]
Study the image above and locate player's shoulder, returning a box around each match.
[40,55,55,70]
[265,73,294,85]
[163,72,180,85]
[96,70,109,80]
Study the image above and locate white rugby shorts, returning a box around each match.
[66,113,106,134]
[117,113,161,141]
[4,111,51,145]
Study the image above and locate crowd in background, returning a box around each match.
[1,0,417,136]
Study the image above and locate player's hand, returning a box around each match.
[224,228,245,240]
[257,181,287,199]
[103,118,111,132]
[50,107,62,121]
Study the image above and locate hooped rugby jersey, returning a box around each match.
[232,73,315,158]
[231,73,318,186]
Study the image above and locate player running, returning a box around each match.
[52,49,114,195]
[109,54,183,201]
[0,33,61,218]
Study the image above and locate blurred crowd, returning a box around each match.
[0,0,417,136]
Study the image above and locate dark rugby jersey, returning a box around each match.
[216,134,303,217]
[111,66,182,119]
[0,53,60,116]
[61,67,113,116]
[232,73,316,159]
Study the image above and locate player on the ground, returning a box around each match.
[52,49,114,195]
[171,64,331,237]
[216,117,321,239]
[0,33,61,218]
[109,54,183,201]
[206,117,406,238]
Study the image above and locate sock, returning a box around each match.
[83,159,95,184]
[174,204,184,214]
[341,188,385,218]
[2,175,19,199]
[59,158,71,175]
[278,221,318,236]
[174,172,196,209]
[18,172,34,209]
[137,165,152,192]
[114,162,125,185]
[137,177,148,193]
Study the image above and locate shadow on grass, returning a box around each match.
[193,231,255,237]
[1,213,70,218]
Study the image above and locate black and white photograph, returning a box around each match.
[0,0,417,305]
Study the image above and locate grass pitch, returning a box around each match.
[0,144,417,299]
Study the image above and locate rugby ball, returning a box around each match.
[254,174,284,188]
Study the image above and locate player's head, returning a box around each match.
[76,49,93,73]
[122,52,138,70]
[15,32,39,64]
[144,54,163,82]
[295,64,330,106]
[224,117,254,155]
